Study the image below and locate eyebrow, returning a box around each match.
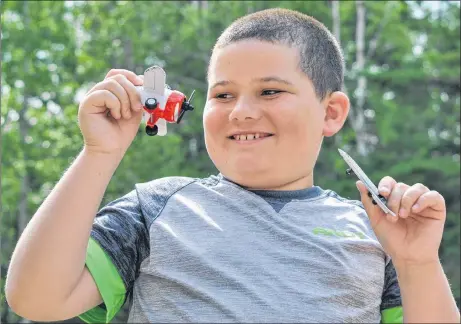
[255,76,294,86]
[209,80,233,90]
[209,76,294,90]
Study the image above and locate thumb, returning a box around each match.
[356,181,393,230]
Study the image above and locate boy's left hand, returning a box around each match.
[356,177,446,268]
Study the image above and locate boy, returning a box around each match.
[6,8,460,323]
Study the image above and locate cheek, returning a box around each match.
[275,103,324,148]
[204,103,222,132]
[203,103,228,148]
[272,104,307,134]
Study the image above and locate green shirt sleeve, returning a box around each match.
[381,306,403,323]
[78,237,127,323]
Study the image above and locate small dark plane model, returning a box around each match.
[339,149,396,217]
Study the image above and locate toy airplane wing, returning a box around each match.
[338,149,396,217]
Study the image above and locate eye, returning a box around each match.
[261,89,283,96]
[215,93,234,100]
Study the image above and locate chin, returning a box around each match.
[229,156,269,174]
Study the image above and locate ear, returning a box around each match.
[322,91,350,137]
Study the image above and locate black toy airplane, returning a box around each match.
[338,149,396,217]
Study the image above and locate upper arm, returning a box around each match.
[60,267,103,320]
[75,178,194,323]
[77,190,150,323]
[380,259,403,323]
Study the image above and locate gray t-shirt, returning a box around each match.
[80,174,402,323]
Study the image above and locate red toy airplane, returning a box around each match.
[136,66,195,136]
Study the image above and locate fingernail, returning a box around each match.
[399,208,407,217]
[379,187,390,194]
[412,204,420,211]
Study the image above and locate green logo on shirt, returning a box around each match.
[312,227,366,240]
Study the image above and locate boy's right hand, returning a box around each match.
[78,69,145,157]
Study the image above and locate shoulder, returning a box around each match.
[323,189,365,210]
[135,175,220,196]
[320,188,382,240]
[133,175,221,212]
[135,176,196,197]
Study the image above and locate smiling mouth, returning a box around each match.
[228,133,274,141]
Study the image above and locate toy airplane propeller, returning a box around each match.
[136,66,195,136]
[338,149,396,217]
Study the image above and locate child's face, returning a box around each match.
[203,40,347,190]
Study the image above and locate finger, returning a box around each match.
[105,69,143,86]
[83,89,121,119]
[410,205,443,220]
[386,182,409,219]
[109,74,143,112]
[378,176,397,198]
[399,183,429,218]
[356,181,386,225]
[89,78,130,119]
[411,190,446,215]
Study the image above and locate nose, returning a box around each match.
[228,97,262,122]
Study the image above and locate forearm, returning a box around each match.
[395,260,460,323]
[6,148,121,308]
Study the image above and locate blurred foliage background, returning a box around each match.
[1,0,459,323]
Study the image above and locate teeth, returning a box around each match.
[233,133,267,141]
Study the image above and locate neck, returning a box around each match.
[261,173,314,191]
[222,172,314,191]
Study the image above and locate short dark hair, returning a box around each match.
[210,8,344,100]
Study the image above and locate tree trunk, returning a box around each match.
[366,1,397,61]
[339,1,395,156]
[200,0,208,10]
[331,0,341,46]
[352,0,368,156]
